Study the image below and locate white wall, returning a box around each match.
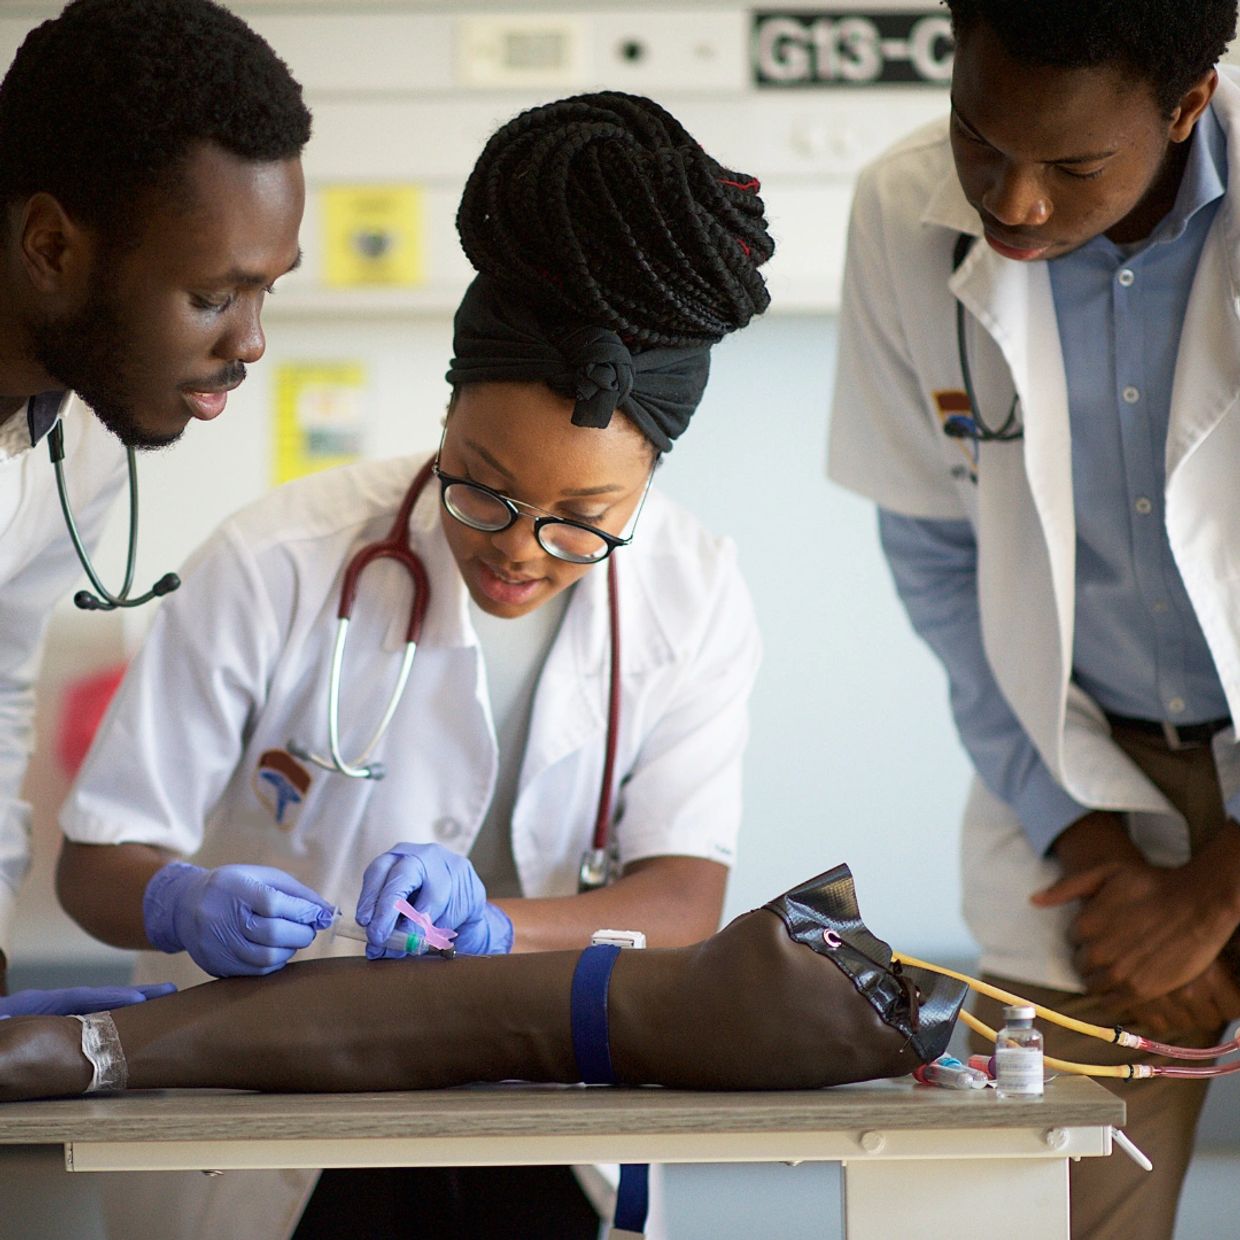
[9,3,973,970]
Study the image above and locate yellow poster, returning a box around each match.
[273,362,366,486]
[322,184,424,287]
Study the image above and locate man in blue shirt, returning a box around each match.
[829,3,1240,1237]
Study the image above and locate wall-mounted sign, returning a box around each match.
[322,185,425,288]
[751,10,953,87]
[273,362,367,486]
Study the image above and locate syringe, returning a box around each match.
[329,908,456,959]
[913,1055,989,1090]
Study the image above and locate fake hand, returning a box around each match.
[0,983,177,1019]
[143,862,336,978]
[356,842,513,958]
[1032,856,1238,1004]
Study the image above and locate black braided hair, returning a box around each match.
[947,0,1236,116]
[0,0,310,244]
[456,92,774,349]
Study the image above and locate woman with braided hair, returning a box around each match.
[50,92,774,1240]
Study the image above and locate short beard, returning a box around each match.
[32,281,183,452]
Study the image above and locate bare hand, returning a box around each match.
[1117,962,1240,1040]
[1032,857,1237,1003]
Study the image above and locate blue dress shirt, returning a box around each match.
[880,107,1235,854]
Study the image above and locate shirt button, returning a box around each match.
[1118,268,1135,287]
[1168,697,1186,715]
[1134,497,1153,514]
[1152,600,1169,614]
[433,816,463,841]
[1122,386,1140,404]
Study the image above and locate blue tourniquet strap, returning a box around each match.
[614,1164,650,1234]
[571,943,622,1084]
[570,944,650,1236]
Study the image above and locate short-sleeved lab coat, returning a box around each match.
[63,452,756,1240]
[828,68,1240,991]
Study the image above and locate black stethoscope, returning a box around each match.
[941,233,1025,445]
[287,458,624,892]
[47,414,181,611]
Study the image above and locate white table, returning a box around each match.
[0,1076,1124,1239]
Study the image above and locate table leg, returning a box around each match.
[842,1157,1070,1240]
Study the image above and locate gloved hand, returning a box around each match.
[356,842,513,958]
[143,861,336,978]
[0,982,177,1019]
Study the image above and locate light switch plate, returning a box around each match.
[456,14,588,89]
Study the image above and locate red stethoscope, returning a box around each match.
[289,458,623,891]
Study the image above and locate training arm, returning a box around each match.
[0,868,943,1102]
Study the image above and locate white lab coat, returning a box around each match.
[828,68,1240,991]
[0,394,124,956]
[63,451,759,1240]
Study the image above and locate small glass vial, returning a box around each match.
[995,1004,1044,1099]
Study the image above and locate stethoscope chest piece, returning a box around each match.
[49,419,182,610]
[578,846,615,892]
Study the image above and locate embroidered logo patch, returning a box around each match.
[253,749,312,829]
[932,389,971,420]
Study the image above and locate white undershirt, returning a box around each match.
[0,407,35,462]
[467,587,573,896]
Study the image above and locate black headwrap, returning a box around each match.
[446,275,710,454]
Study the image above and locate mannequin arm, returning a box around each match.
[1,868,959,1102]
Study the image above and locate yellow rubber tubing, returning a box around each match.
[895,951,1121,1042]
[958,1008,1145,1079]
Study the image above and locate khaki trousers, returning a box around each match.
[970,722,1233,1240]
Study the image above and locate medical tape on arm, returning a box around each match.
[69,1012,128,1092]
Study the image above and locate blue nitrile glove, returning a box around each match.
[0,982,177,1019]
[356,841,514,958]
[143,861,336,978]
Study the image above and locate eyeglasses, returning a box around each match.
[432,455,654,565]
